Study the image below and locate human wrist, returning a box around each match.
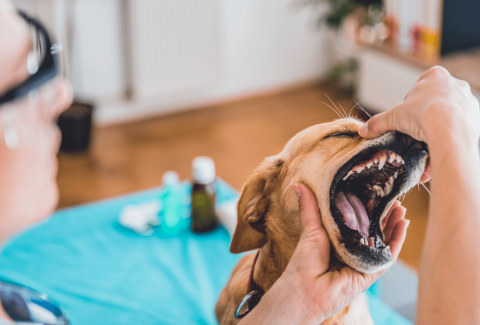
[419,100,478,141]
[276,274,326,324]
[423,109,479,154]
[426,126,479,159]
[239,276,324,325]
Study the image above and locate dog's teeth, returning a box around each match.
[389,176,394,184]
[389,153,396,163]
[343,171,353,181]
[378,155,387,170]
[360,237,367,245]
[373,157,379,164]
[354,166,365,173]
[396,155,403,163]
[366,162,373,169]
[373,185,384,197]
[394,171,398,179]
[384,183,392,196]
[401,158,405,164]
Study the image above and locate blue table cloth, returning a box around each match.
[0,179,411,325]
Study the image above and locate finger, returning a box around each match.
[294,183,324,235]
[337,265,383,294]
[387,219,410,261]
[420,160,431,183]
[365,219,410,284]
[381,200,402,232]
[383,206,406,243]
[358,108,398,139]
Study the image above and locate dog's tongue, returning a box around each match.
[334,191,370,239]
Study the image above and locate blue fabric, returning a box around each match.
[0,179,411,325]
[366,292,413,325]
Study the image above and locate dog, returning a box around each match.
[215,118,429,324]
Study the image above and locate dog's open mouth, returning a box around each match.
[330,149,407,251]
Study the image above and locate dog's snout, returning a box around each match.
[397,132,415,147]
[395,132,428,155]
[412,140,428,153]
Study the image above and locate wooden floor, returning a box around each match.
[56,83,429,270]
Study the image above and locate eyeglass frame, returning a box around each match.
[0,10,59,106]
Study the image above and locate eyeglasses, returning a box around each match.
[0,280,69,325]
[0,10,60,106]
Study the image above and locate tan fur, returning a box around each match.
[217,119,378,324]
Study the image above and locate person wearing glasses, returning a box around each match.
[0,1,72,324]
[1,0,480,325]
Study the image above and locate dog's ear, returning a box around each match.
[230,158,286,253]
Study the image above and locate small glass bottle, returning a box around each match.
[159,171,183,235]
[191,156,218,233]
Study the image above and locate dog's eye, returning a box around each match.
[324,132,359,139]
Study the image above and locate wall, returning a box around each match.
[70,0,125,102]
[88,0,333,125]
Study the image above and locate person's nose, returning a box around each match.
[41,79,73,121]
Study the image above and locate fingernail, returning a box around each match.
[293,184,302,198]
[406,219,411,227]
[358,122,369,137]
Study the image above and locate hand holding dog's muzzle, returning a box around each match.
[275,184,409,324]
[358,66,479,180]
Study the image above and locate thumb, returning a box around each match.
[293,183,325,236]
[358,109,397,139]
[292,183,331,274]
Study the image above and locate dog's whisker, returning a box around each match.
[280,182,291,202]
[322,94,344,118]
[384,268,394,280]
[421,182,431,196]
[320,100,343,119]
[422,171,432,184]
[338,102,349,119]
[354,101,372,119]
[349,103,360,117]
[325,94,346,119]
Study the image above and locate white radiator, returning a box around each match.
[127,0,220,101]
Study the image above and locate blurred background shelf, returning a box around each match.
[358,43,480,113]
[364,43,480,93]
[357,0,480,112]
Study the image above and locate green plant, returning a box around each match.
[327,58,359,98]
[302,0,382,29]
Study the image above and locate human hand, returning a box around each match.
[0,0,30,94]
[358,66,480,148]
[278,183,409,323]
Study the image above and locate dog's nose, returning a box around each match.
[397,131,428,155]
[391,131,428,156]
[412,140,428,153]
[398,132,415,147]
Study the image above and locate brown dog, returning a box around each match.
[216,118,428,324]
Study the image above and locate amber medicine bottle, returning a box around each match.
[191,156,218,233]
